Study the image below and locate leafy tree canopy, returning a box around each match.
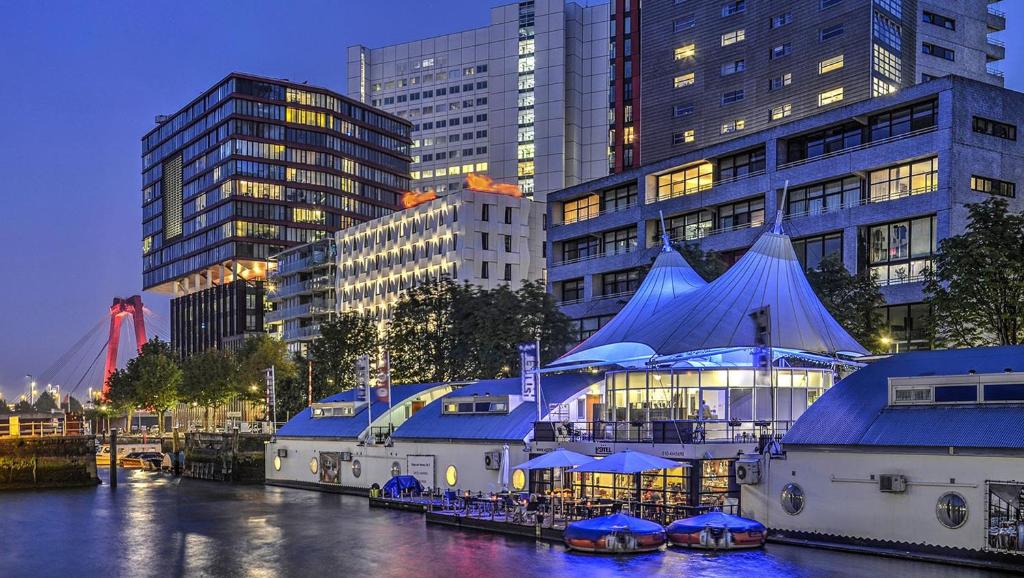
[805,255,887,353]
[236,334,297,400]
[308,313,378,400]
[33,392,60,412]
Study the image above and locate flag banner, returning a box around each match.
[375,351,391,404]
[355,355,370,402]
[518,342,538,402]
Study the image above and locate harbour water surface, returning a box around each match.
[2,470,1015,577]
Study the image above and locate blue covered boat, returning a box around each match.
[381,475,423,498]
[666,512,766,549]
[564,513,667,553]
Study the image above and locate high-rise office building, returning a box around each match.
[608,0,642,173]
[141,72,411,356]
[347,0,610,200]
[637,0,1006,164]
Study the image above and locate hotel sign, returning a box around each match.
[518,342,539,402]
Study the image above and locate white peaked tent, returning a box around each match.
[643,217,869,357]
[554,235,708,366]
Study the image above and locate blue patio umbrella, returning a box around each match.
[573,450,689,474]
[516,448,593,470]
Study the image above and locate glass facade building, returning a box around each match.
[141,73,412,354]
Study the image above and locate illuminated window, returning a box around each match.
[517,161,535,177]
[819,55,844,74]
[656,162,713,200]
[309,458,319,475]
[721,119,746,134]
[721,29,746,46]
[873,78,898,97]
[818,88,844,106]
[672,129,695,145]
[674,73,695,88]
[273,456,282,471]
[475,162,488,171]
[512,469,527,491]
[674,44,696,60]
[445,465,458,486]
[770,104,792,121]
[623,126,636,144]
[873,44,902,82]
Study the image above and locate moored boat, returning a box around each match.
[666,512,766,550]
[564,513,667,553]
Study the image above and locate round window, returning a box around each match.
[781,483,805,515]
[352,459,362,478]
[391,461,402,477]
[445,465,458,487]
[512,469,526,491]
[273,455,282,471]
[309,457,319,475]
[936,492,968,529]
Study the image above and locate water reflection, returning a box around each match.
[1,472,1007,578]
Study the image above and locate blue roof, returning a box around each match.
[391,373,602,442]
[275,383,442,439]
[784,346,1024,448]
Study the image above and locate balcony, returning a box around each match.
[270,255,333,278]
[784,183,938,221]
[283,324,322,341]
[985,39,1006,62]
[268,275,332,299]
[552,245,639,268]
[649,169,766,204]
[652,218,764,245]
[265,300,336,322]
[778,126,936,171]
[987,7,1006,32]
[555,200,639,228]
[533,419,792,447]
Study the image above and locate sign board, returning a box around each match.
[226,411,242,419]
[355,355,370,401]
[407,455,436,490]
[518,342,539,402]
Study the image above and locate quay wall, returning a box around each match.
[0,436,99,490]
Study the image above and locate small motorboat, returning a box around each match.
[564,513,667,553]
[666,511,766,550]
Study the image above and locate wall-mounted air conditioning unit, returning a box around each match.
[879,474,907,493]
[484,451,502,470]
[736,457,761,485]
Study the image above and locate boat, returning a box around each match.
[666,511,766,550]
[564,513,667,553]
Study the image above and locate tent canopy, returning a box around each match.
[667,511,765,534]
[516,448,593,470]
[565,513,666,540]
[573,450,689,474]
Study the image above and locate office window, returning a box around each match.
[866,215,936,285]
[786,122,863,162]
[560,279,584,303]
[821,0,842,8]
[503,234,513,253]
[869,158,939,201]
[601,269,642,296]
[788,176,861,216]
[818,87,844,106]
[673,104,695,118]
[819,54,844,74]
[973,117,1017,141]
[721,60,745,76]
[971,176,1016,198]
[869,100,937,140]
[722,90,745,104]
[602,183,638,211]
[922,42,954,61]
[923,11,955,30]
[662,209,714,242]
[563,195,600,224]
[504,206,513,224]
[657,162,713,199]
[481,203,490,221]
[769,73,792,90]
[873,78,899,97]
[675,44,696,60]
[875,0,902,18]
[672,129,696,145]
[876,302,931,352]
[718,148,765,180]
[562,236,600,262]
[721,119,746,134]
[603,227,638,256]
[793,232,843,270]
[721,1,745,17]
[873,44,902,82]
[674,73,696,88]
[770,104,792,121]
[717,197,765,231]
[503,263,513,281]
[873,12,902,51]
[770,43,792,59]
[674,15,696,32]
[771,13,792,29]
[820,24,844,41]
[481,261,490,279]
[721,30,746,46]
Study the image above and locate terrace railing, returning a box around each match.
[533,419,792,447]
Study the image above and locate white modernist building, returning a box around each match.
[334,188,546,325]
[742,345,1024,565]
[347,0,609,200]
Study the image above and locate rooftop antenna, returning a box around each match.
[772,180,790,235]
[658,210,673,253]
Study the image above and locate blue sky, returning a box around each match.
[0,0,1020,397]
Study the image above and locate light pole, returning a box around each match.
[26,375,36,406]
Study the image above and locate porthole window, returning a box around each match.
[446,465,458,487]
[352,460,362,478]
[781,483,805,515]
[391,461,402,477]
[309,458,319,475]
[936,492,968,528]
[273,456,282,471]
[512,469,526,491]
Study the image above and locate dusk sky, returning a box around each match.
[0,0,1020,399]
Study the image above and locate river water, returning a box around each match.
[1,470,1014,577]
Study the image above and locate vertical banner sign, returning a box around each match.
[265,366,276,428]
[375,351,391,405]
[355,355,370,402]
[518,342,538,402]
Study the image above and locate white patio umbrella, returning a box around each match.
[500,443,510,490]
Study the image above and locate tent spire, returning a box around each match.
[658,210,673,253]
[772,180,790,235]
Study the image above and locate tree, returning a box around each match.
[678,242,729,281]
[806,255,886,352]
[513,280,575,366]
[13,399,33,413]
[129,339,182,435]
[180,349,238,430]
[275,353,313,420]
[33,392,60,412]
[105,367,137,430]
[308,313,379,400]
[236,334,297,402]
[67,396,84,413]
[0,399,11,414]
[925,198,1024,347]
[386,278,467,383]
